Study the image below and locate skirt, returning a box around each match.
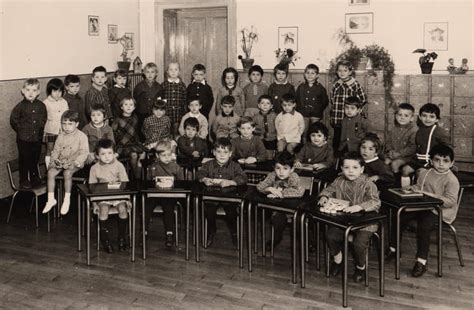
[93,199,132,215]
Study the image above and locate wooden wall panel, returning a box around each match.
[454,76,474,97]
[432,76,451,96]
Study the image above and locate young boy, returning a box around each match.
[318,152,380,283]
[275,93,305,154]
[196,138,248,247]
[177,117,209,160]
[256,151,305,249]
[63,74,87,128]
[146,140,184,248]
[403,103,450,175]
[10,78,47,188]
[178,96,209,139]
[43,110,89,215]
[384,103,418,174]
[85,66,112,120]
[338,96,369,154]
[295,122,334,170]
[231,116,268,164]
[186,64,214,118]
[133,62,163,141]
[82,104,115,163]
[89,139,130,253]
[253,95,278,154]
[387,145,459,277]
[109,69,132,119]
[162,62,187,134]
[243,65,269,117]
[142,100,172,150]
[211,95,241,141]
[268,64,295,114]
[360,133,395,190]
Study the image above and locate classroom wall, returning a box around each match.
[0,0,140,80]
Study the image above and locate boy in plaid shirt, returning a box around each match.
[142,100,172,150]
[162,62,186,135]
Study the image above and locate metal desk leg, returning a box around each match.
[142,194,146,260]
[239,201,244,269]
[380,220,385,297]
[254,202,258,254]
[396,207,404,280]
[248,202,253,272]
[300,212,306,288]
[131,195,136,262]
[195,195,200,262]
[86,199,91,266]
[292,211,298,284]
[261,208,266,257]
[77,192,82,252]
[185,194,190,261]
[438,205,443,277]
[316,221,320,271]
[343,227,351,308]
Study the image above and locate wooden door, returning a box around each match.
[164,8,227,91]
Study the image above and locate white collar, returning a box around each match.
[364,156,379,163]
[167,78,180,83]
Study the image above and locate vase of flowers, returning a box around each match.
[116,34,133,71]
[274,48,299,69]
[238,26,258,71]
[413,49,438,74]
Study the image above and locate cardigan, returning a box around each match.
[253,111,277,142]
[147,160,184,181]
[243,81,269,111]
[50,129,89,169]
[63,92,87,129]
[196,159,248,185]
[132,79,163,116]
[186,81,214,118]
[89,159,129,184]
[275,111,305,143]
[384,122,417,162]
[213,85,245,118]
[256,172,305,197]
[10,98,47,142]
[295,82,329,118]
[211,112,240,140]
[231,136,268,161]
[339,113,369,152]
[177,135,209,158]
[268,82,296,114]
[43,96,69,135]
[82,122,115,152]
[296,142,334,167]
[415,124,450,163]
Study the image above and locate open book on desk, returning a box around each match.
[388,188,423,198]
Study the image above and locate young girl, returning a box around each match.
[162,62,187,135]
[268,64,295,114]
[243,65,268,117]
[43,78,69,168]
[82,104,115,164]
[295,122,334,170]
[231,116,268,164]
[109,69,132,120]
[211,67,245,125]
[89,139,131,253]
[296,64,329,136]
[186,64,214,118]
[43,110,89,215]
[112,96,146,179]
[330,60,367,150]
[359,133,395,190]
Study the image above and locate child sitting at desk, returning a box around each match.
[231,116,268,164]
[256,151,305,250]
[88,139,130,253]
[359,133,395,190]
[146,140,184,248]
[177,117,209,160]
[196,138,248,247]
[318,152,380,283]
[294,121,334,171]
[386,145,459,277]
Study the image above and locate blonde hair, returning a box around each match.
[155,140,173,154]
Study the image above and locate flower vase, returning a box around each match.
[241,58,254,71]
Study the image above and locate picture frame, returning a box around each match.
[278,27,298,51]
[125,32,134,50]
[423,22,448,51]
[345,12,373,34]
[349,0,370,5]
[108,24,118,43]
[88,15,100,36]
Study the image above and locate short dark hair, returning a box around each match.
[213,137,232,151]
[187,95,201,106]
[64,74,80,86]
[46,78,64,96]
[92,66,107,76]
[248,65,264,77]
[273,63,288,77]
[238,116,256,128]
[95,138,115,154]
[430,144,454,162]
[221,95,235,106]
[281,93,296,104]
[258,94,272,104]
[114,69,128,78]
[184,117,199,130]
[153,99,167,111]
[341,151,365,167]
[221,67,239,87]
[397,103,415,113]
[90,104,106,116]
[336,60,354,72]
[420,103,441,119]
[360,133,383,155]
[274,151,295,168]
[307,122,329,141]
[119,96,135,108]
[61,110,79,123]
[305,63,320,75]
[192,63,206,73]
[345,96,363,108]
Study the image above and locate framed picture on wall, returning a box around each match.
[108,25,118,43]
[125,32,134,50]
[278,27,298,51]
[349,0,370,5]
[345,13,373,34]
[424,22,448,51]
[88,15,100,36]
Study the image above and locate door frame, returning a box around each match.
[155,0,236,82]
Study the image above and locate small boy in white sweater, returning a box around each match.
[275,93,305,154]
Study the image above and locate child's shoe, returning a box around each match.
[353,267,366,283]
[42,198,57,214]
[30,175,43,188]
[100,228,113,253]
[117,218,128,251]
[411,261,428,277]
[118,238,127,251]
[165,233,174,248]
[60,199,70,215]
[330,262,342,277]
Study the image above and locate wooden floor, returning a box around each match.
[0,190,473,310]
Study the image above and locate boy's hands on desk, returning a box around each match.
[343,205,363,213]
[192,151,200,158]
[219,179,236,187]
[266,187,283,198]
[318,196,329,207]
[202,178,214,186]
[312,163,326,170]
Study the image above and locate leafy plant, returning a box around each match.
[413,49,438,65]
[238,26,258,59]
[274,48,300,67]
[116,34,133,62]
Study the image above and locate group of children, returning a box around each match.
[10,59,460,280]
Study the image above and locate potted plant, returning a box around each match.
[413,48,438,74]
[274,48,300,69]
[238,26,258,71]
[116,34,133,71]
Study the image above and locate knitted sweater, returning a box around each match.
[50,129,89,169]
[296,142,334,167]
[147,160,184,181]
[384,122,417,162]
[275,111,305,143]
[339,113,369,152]
[256,172,305,198]
[231,136,268,162]
[89,159,129,183]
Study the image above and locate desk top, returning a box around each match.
[191,183,249,199]
[241,160,336,180]
[246,186,316,210]
[456,171,474,188]
[76,182,139,197]
[380,190,443,207]
[139,180,194,193]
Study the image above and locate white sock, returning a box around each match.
[166,231,173,235]
[334,252,342,264]
[45,156,51,169]
[417,257,427,265]
[60,193,71,215]
[401,176,411,187]
[389,246,396,253]
[43,192,57,213]
[356,265,366,270]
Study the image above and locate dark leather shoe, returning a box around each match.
[385,248,397,262]
[411,261,428,277]
[265,238,282,251]
[330,262,342,277]
[118,238,126,251]
[353,268,365,283]
[165,234,174,248]
[102,240,114,253]
[31,176,43,188]
[206,232,215,247]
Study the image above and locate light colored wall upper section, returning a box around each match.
[0,0,140,80]
[235,0,473,73]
